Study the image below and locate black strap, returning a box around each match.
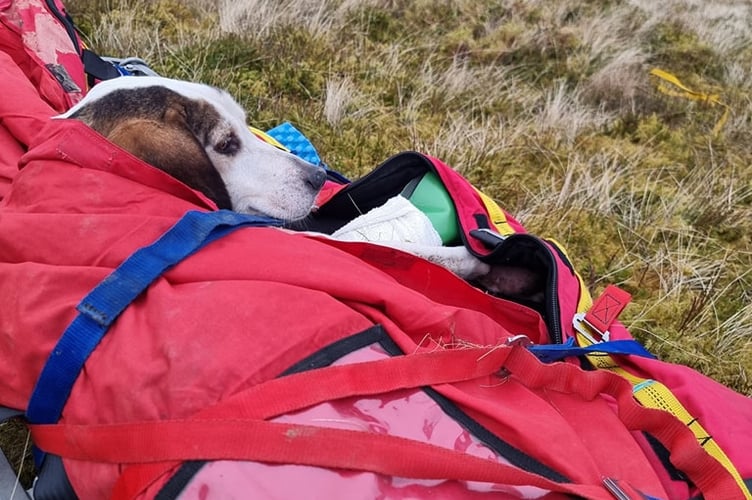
[82,49,122,85]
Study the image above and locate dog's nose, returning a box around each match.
[306,167,327,191]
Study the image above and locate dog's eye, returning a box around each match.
[214,135,240,156]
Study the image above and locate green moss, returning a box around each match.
[634,113,672,143]
[0,420,34,489]
[354,7,402,44]
[647,21,725,82]
[495,27,581,83]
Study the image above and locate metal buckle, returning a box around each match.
[602,476,643,500]
[496,335,532,380]
[505,334,532,347]
[572,312,610,344]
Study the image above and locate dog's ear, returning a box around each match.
[106,117,233,210]
[162,98,191,132]
[162,94,219,150]
[69,86,234,210]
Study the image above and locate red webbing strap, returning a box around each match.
[501,351,743,500]
[584,284,631,336]
[30,346,743,500]
[197,345,516,420]
[33,418,612,499]
[53,347,520,499]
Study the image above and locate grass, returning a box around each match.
[3,0,752,488]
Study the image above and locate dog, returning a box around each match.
[60,76,326,222]
[62,76,495,281]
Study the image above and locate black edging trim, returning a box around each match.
[289,151,435,234]
[154,461,205,500]
[377,336,571,484]
[544,238,576,277]
[643,433,688,483]
[0,406,23,422]
[280,326,386,376]
[45,0,81,54]
[473,213,491,230]
[155,327,387,499]
[158,325,571,498]
[478,233,564,344]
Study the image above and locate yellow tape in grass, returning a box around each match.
[649,68,731,136]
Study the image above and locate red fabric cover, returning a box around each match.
[3,117,751,499]
[0,119,621,496]
[0,118,547,498]
[0,50,57,199]
[1,0,86,199]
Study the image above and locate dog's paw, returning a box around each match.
[366,241,490,281]
[415,246,490,280]
[451,255,491,280]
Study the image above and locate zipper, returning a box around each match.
[468,229,565,345]
[45,0,81,54]
[538,240,563,344]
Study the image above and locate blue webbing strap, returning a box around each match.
[528,337,656,364]
[26,210,281,426]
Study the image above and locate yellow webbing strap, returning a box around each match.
[248,126,288,151]
[547,238,593,314]
[474,188,517,237]
[649,68,731,136]
[575,326,751,499]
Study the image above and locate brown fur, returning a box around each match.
[70,87,233,209]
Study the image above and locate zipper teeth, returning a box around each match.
[549,264,562,343]
[45,0,81,54]
[541,241,563,344]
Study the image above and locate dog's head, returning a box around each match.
[60,76,326,221]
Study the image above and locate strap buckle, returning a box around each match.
[573,312,610,343]
[496,335,533,379]
[101,56,159,77]
[505,334,532,347]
